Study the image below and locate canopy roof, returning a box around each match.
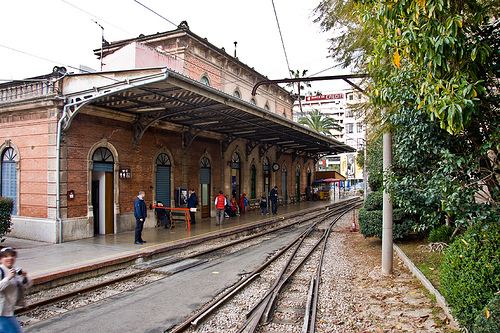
[62,68,355,156]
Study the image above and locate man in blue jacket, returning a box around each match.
[134,191,147,244]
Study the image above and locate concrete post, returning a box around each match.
[363,137,368,201]
[382,131,393,275]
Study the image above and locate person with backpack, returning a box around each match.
[214,190,227,225]
[0,247,31,333]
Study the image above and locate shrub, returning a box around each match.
[473,295,500,333]
[0,197,13,241]
[364,191,383,211]
[440,221,500,330]
[358,208,415,240]
[428,225,453,243]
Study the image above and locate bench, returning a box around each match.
[152,205,191,230]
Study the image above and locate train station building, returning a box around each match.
[0,23,354,243]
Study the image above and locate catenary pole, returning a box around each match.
[382,129,393,275]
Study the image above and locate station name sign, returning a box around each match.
[305,93,344,102]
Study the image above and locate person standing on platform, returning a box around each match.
[134,190,147,244]
[239,193,249,214]
[259,194,268,215]
[0,247,32,333]
[215,190,227,225]
[270,185,279,215]
[187,188,198,225]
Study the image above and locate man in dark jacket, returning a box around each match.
[134,191,147,244]
[187,189,198,224]
[270,186,279,215]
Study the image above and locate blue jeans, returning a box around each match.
[0,316,22,333]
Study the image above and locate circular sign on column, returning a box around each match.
[272,163,280,172]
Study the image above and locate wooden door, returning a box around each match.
[92,180,100,235]
[201,183,210,218]
[104,172,114,234]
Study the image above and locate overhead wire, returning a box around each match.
[60,0,133,35]
[270,0,292,78]
[0,44,342,151]
[1,2,292,100]
[132,0,178,28]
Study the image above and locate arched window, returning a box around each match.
[250,164,256,199]
[233,90,241,98]
[263,157,270,195]
[230,152,241,198]
[92,147,114,171]
[200,75,210,86]
[156,153,172,207]
[250,98,257,105]
[264,103,270,111]
[1,148,18,214]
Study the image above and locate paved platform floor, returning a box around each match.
[3,199,349,279]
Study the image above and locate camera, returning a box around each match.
[15,268,23,275]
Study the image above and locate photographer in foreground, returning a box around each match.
[0,247,32,333]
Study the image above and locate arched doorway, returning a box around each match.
[230,152,241,199]
[155,153,172,208]
[295,165,301,202]
[263,157,270,196]
[1,147,17,215]
[281,164,288,204]
[200,157,211,218]
[91,147,114,235]
[250,164,256,199]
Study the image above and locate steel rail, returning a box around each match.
[238,205,359,333]
[168,205,348,333]
[169,200,361,333]
[17,199,357,318]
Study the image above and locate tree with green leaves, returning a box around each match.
[298,109,342,136]
[287,69,312,116]
[315,1,499,328]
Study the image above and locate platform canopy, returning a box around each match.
[62,68,355,156]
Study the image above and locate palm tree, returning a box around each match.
[286,69,311,116]
[298,109,342,136]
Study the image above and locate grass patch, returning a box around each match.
[397,240,444,291]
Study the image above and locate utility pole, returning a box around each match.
[382,129,393,275]
[93,20,105,71]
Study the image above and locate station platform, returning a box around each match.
[4,198,353,284]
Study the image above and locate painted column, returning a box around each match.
[382,130,393,275]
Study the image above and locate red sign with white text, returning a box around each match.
[305,94,344,101]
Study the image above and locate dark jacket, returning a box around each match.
[270,188,278,202]
[134,197,147,220]
[187,193,198,208]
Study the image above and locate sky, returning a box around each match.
[0,0,356,92]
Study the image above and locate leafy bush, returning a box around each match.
[440,221,500,330]
[364,191,383,211]
[358,208,415,240]
[473,295,500,333]
[428,225,453,243]
[0,198,13,241]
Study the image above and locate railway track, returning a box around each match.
[170,200,361,333]
[18,199,359,326]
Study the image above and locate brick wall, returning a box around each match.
[63,113,222,219]
[0,105,57,218]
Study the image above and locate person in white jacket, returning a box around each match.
[0,247,32,333]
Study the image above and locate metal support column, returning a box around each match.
[382,131,393,275]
